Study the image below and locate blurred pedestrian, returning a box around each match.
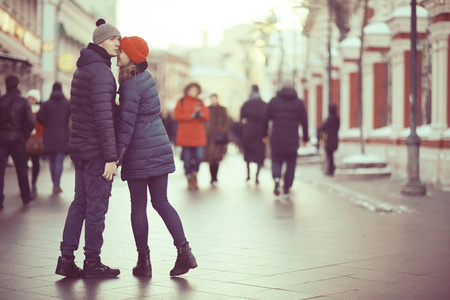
[263,82,309,198]
[55,19,120,279]
[25,89,44,198]
[116,36,197,277]
[161,109,176,145]
[37,82,70,193]
[0,75,36,209]
[240,85,267,184]
[317,103,340,176]
[174,82,210,190]
[204,93,230,186]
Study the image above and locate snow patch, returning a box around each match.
[364,22,390,35]
[341,154,387,165]
[369,126,394,138]
[336,167,391,174]
[340,36,361,48]
[388,5,428,19]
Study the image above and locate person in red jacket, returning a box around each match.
[174,83,210,190]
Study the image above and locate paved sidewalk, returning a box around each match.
[0,153,449,299]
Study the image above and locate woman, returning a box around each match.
[25,89,44,197]
[203,93,229,186]
[116,36,197,277]
[240,85,267,184]
[317,103,340,176]
[174,83,210,190]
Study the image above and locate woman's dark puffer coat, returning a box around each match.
[116,71,175,181]
[68,43,117,163]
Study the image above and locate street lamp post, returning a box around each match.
[327,0,332,105]
[401,0,426,196]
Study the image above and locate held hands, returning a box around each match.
[194,105,201,113]
[102,162,117,181]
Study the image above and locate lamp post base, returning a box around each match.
[401,180,426,196]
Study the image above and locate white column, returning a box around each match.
[429,22,450,130]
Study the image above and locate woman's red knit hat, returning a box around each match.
[120,36,149,64]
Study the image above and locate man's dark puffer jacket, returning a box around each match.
[68,43,117,163]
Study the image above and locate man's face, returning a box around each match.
[98,36,121,57]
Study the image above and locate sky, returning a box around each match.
[117,0,308,49]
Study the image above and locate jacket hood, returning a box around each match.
[49,90,66,101]
[276,87,298,100]
[328,103,338,116]
[249,91,261,100]
[76,43,112,69]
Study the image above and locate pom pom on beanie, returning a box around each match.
[93,18,120,44]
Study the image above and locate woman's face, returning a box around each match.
[117,50,131,67]
[187,86,200,98]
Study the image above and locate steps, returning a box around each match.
[334,154,391,180]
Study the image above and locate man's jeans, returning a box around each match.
[60,158,112,261]
[48,151,65,188]
[271,152,297,192]
[181,146,204,175]
[0,139,31,204]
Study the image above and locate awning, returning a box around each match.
[59,21,90,46]
[0,52,32,66]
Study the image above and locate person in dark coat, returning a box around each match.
[204,93,230,186]
[55,19,121,279]
[116,36,197,278]
[25,89,44,198]
[0,75,35,209]
[263,83,309,198]
[37,82,70,193]
[317,103,340,176]
[240,85,267,184]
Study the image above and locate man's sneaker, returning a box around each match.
[55,256,83,278]
[83,257,120,278]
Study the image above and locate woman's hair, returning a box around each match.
[118,60,137,84]
[183,82,201,96]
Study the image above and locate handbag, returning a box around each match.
[214,132,229,144]
[26,136,43,156]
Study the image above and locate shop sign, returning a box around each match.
[0,7,41,55]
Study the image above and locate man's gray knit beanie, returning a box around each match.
[93,19,121,44]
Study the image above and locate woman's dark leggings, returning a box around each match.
[127,174,187,253]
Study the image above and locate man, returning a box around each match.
[55,19,121,278]
[0,75,36,209]
[263,82,309,199]
[37,82,70,194]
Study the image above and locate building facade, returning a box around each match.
[302,0,450,186]
[1,0,118,99]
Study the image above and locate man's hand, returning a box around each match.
[262,136,269,144]
[102,162,117,181]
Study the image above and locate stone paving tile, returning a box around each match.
[1,154,450,299]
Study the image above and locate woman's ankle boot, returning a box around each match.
[170,243,198,276]
[133,252,152,277]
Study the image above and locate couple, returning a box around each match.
[55,19,197,278]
